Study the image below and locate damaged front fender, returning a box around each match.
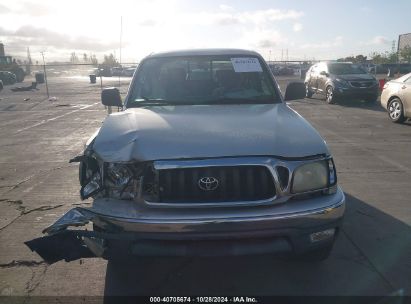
[26,208,100,264]
[25,207,142,264]
[42,207,94,235]
[25,231,95,264]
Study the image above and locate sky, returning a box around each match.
[0,0,410,63]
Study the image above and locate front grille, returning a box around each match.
[349,81,374,88]
[155,165,276,204]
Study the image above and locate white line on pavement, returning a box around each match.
[15,103,99,134]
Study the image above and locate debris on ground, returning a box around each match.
[10,82,38,92]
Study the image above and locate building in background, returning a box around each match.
[398,33,411,62]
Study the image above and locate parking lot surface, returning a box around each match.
[0,76,410,297]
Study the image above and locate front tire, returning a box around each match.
[325,86,335,104]
[388,98,406,123]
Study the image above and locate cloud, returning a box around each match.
[359,36,392,46]
[194,8,304,27]
[0,26,13,35]
[239,29,286,49]
[0,4,11,14]
[240,9,304,24]
[219,4,234,12]
[0,1,51,16]
[257,39,277,48]
[1,25,120,53]
[301,36,343,49]
[370,36,390,45]
[214,13,241,25]
[293,23,303,32]
[20,1,51,16]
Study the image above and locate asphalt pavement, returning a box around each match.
[0,75,410,298]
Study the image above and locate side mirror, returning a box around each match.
[284,82,306,101]
[101,87,122,107]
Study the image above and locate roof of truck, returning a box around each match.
[147,48,260,58]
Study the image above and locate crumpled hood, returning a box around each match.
[336,74,375,81]
[93,104,329,162]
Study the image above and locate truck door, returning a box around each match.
[316,62,328,94]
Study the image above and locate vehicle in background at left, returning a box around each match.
[122,67,136,77]
[0,43,25,83]
[381,72,411,123]
[0,71,17,85]
[111,67,123,77]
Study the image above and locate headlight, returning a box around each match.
[291,160,328,193]
[106,163,133,187]
[80,171,101,199]
[334,78,349,87]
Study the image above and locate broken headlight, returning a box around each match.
[80,171,102,199]
[104,163,142,200]
[291,160,329,194]
[106,163,133,188]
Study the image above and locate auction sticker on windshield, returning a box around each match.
[231,57,263,73]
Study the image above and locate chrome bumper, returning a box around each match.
[26,187,345,262]
[44,187,345,238]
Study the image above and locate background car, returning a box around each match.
[0,70,17,85]
[111,67,123,77]
[0,79,3,91]
[122,67,136,77]
[305,62,379,103]
[380,72,411,123]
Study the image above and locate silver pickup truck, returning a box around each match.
[26,49,345,263]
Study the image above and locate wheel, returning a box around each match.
[305,84,313,98]
[388,98,406,123]
[298,243,333,262]
[325,86,335,104]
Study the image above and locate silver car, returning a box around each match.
[381,72,411,123]
[26,49,345,263]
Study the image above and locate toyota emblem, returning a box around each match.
[198,177,219,191]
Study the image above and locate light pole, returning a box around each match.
[40,51,49,98]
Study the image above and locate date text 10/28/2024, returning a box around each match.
[149,297,258,303]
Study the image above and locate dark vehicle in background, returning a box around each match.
[269,64,295,76]
[0,44,26,83]
[94,67,113,77]
[0,79,3,91]
[305,62,379,104]
[122,67,136,77]
[111,67,123,77]
[0,71,17,85]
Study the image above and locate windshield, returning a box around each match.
[128,55,280,107]
[328,63,367,75]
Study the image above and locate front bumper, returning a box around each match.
[26,187,345,263]
[333,85,378,98]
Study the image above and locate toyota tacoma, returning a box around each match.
[26,49,345,263]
